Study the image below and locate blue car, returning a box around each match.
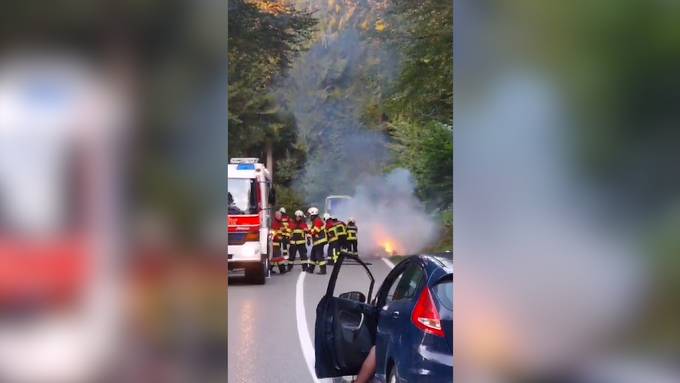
[315,253,453,382]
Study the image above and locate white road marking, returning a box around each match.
[381,257,395,270]
[295,271,321,383]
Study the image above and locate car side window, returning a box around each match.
[384,273,404,305]
[393,264,425,301]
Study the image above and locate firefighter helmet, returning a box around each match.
[295,210,304,217]
[279,207,286,214]
[308,207,319,216]
[348,217,355,223]
[323,213,331,221]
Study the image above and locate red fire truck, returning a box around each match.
[228,158,276,284]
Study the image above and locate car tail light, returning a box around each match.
[411,286,445,337]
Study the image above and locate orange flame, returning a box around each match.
[383,241,394,254]
[375,226,400,255]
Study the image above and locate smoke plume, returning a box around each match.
[335,168,439,256]
[276,1,439,254]
[279,0,398,203]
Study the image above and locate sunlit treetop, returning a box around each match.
[247,0,291,14]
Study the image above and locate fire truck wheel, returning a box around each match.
[246,258,267,284]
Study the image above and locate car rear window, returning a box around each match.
[433,280,453,310]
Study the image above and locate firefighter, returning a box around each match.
[307,207,327,274]
[279,207,291,266]
[334,217,348,264]
[347,217,358,256]
[324,213,339,266]
[287,210,309,272]
[228,192,243,215]
[270,211,288,274]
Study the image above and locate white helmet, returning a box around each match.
[348,217,355,223]
[323,213,331,221]
[308,207,319,216]
[279,207,286,214]
[295,210,304,217]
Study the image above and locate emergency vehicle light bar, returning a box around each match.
[230,158,260,164]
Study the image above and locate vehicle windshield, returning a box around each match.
[326,197,351,218]
[0,138,77,236]
[228,178,256,215]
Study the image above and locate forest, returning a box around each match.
[228,0,454,251]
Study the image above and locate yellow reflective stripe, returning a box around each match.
[327,228,337,241]
[287,260,310,264]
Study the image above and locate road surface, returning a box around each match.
[228,254,395,383]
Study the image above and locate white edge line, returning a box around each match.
[296,271,321,383]
[381,257,395,270]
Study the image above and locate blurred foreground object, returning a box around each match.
[0,0,228,381]
[0,53,126,382]
[456,0,680,382]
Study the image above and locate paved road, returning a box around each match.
[228,254,395,383]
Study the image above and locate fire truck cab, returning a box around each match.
[227,158,275,284]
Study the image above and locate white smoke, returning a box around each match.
[277,1,440,255]
[335,168,439,256]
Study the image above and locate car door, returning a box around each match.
[315,253,378,378]
[374,260,427,378]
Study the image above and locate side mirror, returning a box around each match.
[339,291,366,303]
[269,187,277,205]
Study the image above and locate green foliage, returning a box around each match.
[640,207,680,344]
[228,0,316,189]
[389,118,452,210]
[509,1,680,200]
[273,185,307,214]
[382,0,453,125]
[424,208,453,253]
[368,0,453,211]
